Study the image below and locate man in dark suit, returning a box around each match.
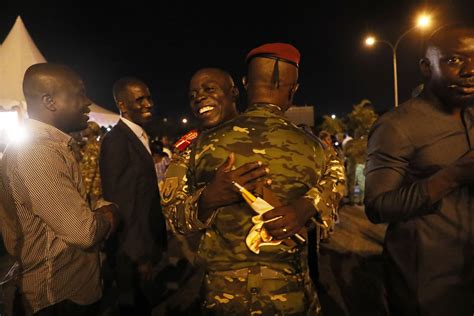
[100,77,166,315]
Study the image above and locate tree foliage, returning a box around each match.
[320,115,346,135]
[345,99,378,138]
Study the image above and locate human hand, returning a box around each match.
[96,204,119,237]
[262,197,315,240]
[448,150,474,184]
[426,150,474,203]
[199,153,268,213]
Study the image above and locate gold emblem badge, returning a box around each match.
[161,177,179,204]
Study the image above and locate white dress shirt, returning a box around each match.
[120,117,151,154]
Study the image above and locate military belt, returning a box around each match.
[209,265,291,279]
[207,265,304,296]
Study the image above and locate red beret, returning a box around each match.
[246,43,300,68]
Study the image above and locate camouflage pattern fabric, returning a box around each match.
[304,149,345,232]
[79,138,102,206]
[202,265,320,316]
[162,103,345,314]
[162,109,344,237]
[161,145,211,234]
[312,149,345,241]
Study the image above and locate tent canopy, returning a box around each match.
[89,104,119,127]
[0,16,118,126]
[0,16,45,111]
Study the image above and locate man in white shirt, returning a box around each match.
[99,77,167,315]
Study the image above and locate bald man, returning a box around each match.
[365,25,474,315]
[0,63,117,315]
[189,68,239,129]
[162,68,267,234]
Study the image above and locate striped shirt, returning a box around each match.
[0,119,111,313]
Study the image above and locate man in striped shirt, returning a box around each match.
[0,63,117,316]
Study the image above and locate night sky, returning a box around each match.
[2,0,473,122]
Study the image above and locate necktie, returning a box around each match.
[141,132,151,154]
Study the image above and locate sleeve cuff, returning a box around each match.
[187,187,218,231]
[93,198,117,210]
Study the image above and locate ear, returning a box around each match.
[289,82,300,100]
[419,58,431,79]
[42,94,56,111]
[293,83,300,94]
[242,76,248,90]
[117,100,127,114]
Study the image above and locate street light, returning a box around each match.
[417,15,431,28]
[365,13,432,108]
[365,36,375,46]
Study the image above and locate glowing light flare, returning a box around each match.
[0,111,19,129]
[0,111,28,144]
[416,14,431,28]
[365,36,376,46]
[8,126,28,143]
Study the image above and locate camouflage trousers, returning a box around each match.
[201,265,321,316]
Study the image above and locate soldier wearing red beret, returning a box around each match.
[163,43,344,315]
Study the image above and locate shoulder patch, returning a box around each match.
[174,130,199,152]
[161,176,179,204]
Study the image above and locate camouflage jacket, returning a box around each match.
[79,139,102,205]
[162,104,344,272]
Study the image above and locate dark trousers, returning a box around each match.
[33,300,100,316]
[307,228,320,285]
[101,254,153,316]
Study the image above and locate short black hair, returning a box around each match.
[424,22,474,52]
[112,77,145,103]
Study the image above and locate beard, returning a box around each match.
[429,81,474,110]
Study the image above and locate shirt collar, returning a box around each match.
[26,119,72,146]
[245,103,285,117]
[120,117,148,139]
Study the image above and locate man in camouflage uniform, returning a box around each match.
[163,67,263,238]
[162,44,344,315]
[156,68,249,314]
[317,130,345,239]
[166,67,245,257]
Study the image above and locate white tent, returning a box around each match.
[0,16,45,112]
[0,16,118,126]
[89,104,119,127]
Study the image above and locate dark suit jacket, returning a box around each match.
[100,120,166,266]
